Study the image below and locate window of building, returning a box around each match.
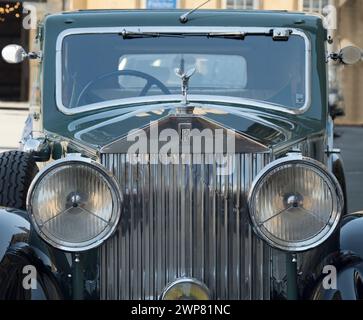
[302,0,331,14]
[226,0,259,10]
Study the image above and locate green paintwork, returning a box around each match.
[40,10,328,152]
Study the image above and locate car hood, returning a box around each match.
[62,102,321,153]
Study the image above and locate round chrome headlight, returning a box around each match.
[27,155,121,252]
[161,278,210,300]
[248,155,343,252]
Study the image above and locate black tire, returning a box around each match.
[0,151,38,210]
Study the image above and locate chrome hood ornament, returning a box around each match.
[175,67,196,106]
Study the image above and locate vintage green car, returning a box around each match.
[0,9,362,300]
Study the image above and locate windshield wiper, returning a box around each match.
[120,30,185,39]
[120,29,245,40]
[207,32,245,40]
[120,29,290,41]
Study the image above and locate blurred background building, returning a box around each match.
[0,0,362,124]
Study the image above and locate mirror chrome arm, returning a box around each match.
[28,51,42,60]
[1,44,42,64]
[328,46,362,65]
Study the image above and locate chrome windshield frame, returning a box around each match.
[55,26,312,115]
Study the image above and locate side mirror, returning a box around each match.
[1,44,27,64]
[340,46,362,65]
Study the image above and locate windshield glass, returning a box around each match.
[61,33,307,110]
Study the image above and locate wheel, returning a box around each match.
[0,151,38,210]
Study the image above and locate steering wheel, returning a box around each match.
[76,69,171,106]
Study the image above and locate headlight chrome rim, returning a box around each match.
[248,154,344,252]
[160,277,211,300]
[27,155,122,252]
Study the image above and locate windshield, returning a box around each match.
[60,32,307,111]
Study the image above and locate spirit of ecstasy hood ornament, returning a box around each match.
[175,67,196,106]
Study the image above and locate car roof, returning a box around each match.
[45,9,323,32]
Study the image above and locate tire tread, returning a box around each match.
[0,151,38,210]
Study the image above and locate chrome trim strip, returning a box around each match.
[55,26,311,115]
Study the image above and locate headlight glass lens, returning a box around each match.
[249,157,343,252]
[161,278,210,300]
[28,158,121,251]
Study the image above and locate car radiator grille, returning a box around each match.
[100,153,272,300]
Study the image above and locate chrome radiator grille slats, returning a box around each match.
[100,153,271,300]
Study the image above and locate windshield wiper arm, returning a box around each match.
[120,29,246,40]
[120,29,185,39]
[209,29,291,40]
[207,32,246,40]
